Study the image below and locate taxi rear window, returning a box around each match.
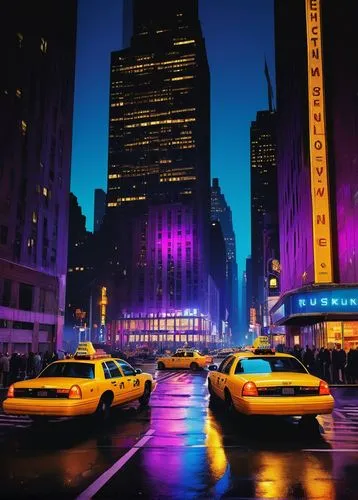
[38,362,95,379]
[235,357,306,374]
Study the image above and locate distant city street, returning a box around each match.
[2,0,358,497]
[0,367,358,499]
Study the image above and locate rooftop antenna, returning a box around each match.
[264,58,275,112]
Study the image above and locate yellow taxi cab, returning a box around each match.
[3,342,156,422]
[157,348,213,371]
[207,346,334,421]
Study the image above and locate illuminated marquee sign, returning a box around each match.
[271,288,358,325]
[305,0,333,283]
[295,289,358,314]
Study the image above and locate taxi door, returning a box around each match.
[183,351,194,368]
[115,359,142,402]
[215,356,236,399]
[170,352,183,368]
[101,360,126,406]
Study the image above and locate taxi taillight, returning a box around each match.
[319,380,330,396]
[68,385,82,399]
[7,385,15,398]
[242,381,258,397]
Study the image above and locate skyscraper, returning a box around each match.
[94,188,106,233]
[65,194,95,349]
[105,0,212,347]
[210,178,239,338]
[209,221,228,340]
[0,0,77,353]
[250,109,278,329]
[272,0,358,350]
[122,0,133,48]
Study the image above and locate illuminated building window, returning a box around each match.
[32,212,37,223]
[16,88,22,98]
[21,120,27,135]
[17,32,23,48]
[43,186,48,197]
[173,40,195,46]
[40,37,48,54]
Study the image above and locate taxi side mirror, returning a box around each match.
[208,365,218,371]
[135,368,142,375]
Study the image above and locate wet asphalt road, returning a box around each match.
[0,364,358,499]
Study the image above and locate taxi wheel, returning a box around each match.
[190,362,199,372]
[139,382,151,407]
[95,395,112,421]
[225,390,235,414]
[208,380,219,405]
[157,362,165,370]
[208,379,217,397]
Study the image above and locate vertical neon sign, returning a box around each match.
[306,0,333,283]
[100,286,107,326]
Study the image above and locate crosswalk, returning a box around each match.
[320,405,358,448]
[0,413,32,439]
[0,371,185,435]
[0,412,72,439]
[0,413,31,428]
[1,389,358,450]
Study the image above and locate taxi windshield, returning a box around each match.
[38,362,95,379]
[235,356,307,374]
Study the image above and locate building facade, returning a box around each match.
[94,188,106,233]
[210,178,239,339]
[105,0,212,348]
[0,1,77,354]
[209,221,228,340]
[272,0,358,350]
[65,194,96,351]
[250,110,278,330]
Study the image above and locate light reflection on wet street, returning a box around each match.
[1,368,358,499]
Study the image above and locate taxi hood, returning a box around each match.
[241,372,321,387]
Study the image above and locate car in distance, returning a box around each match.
[216,348,235,358]
[3,342,156,422]
[157,349,213,371]
[207,348,334,422]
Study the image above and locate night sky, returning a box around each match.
[71,0,275,303]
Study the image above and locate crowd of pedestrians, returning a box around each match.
[277,343,358,384]
[1,344,358,388]
[0,351,65,388]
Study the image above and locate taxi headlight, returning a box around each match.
[242,381,258,397]
[7,384,15,398]
[319,380,330,395]
[68,385,82,399]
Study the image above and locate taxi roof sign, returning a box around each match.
[252,336,270,349]
[74,342,109,359]
[251,336,274,354]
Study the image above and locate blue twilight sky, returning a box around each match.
[71,0,275,292]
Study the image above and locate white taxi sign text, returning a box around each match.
[75,342,96,357]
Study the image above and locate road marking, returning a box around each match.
[156,371,185,383]
[0,422,29,428]
[333,410,347,420]
[76,429,155,500]
[0,416,30,423]
[302,448,358,453]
